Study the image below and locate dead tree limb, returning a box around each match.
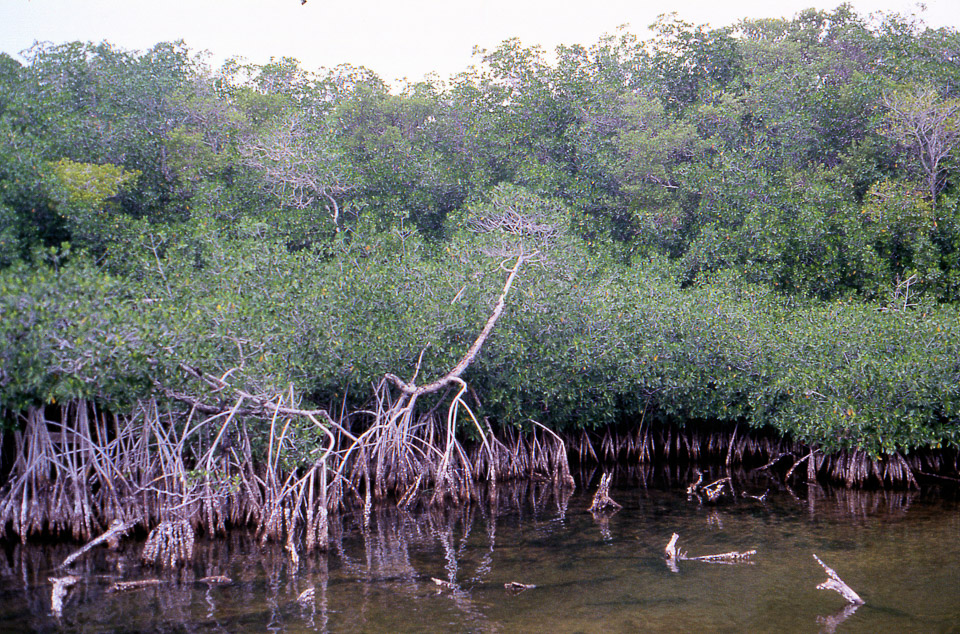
[385,252,533,397]
[59,519,135,569]
[665,533,756,567]
[813,554,864,605]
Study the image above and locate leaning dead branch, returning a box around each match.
[813,554,864,605]
[60,519,135,569]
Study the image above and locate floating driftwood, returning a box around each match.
[107,579,162,593]
[685,550,757,563]
[504,581,536,592]
[588,473,621,512]
[49,575,79,618]
[431,577,457,591]
[813,554,863,605]
[59,519,135,569]
[742,490,768,502]
[297,587,315,605]
[664,533,756,571]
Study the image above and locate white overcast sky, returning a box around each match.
[1,1,958,86]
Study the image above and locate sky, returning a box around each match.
[1,0,958,86]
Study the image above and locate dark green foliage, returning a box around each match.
[1,7,959,458]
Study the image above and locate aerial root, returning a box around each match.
[142,519,195,568]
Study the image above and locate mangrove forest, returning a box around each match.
[1,4,959,572]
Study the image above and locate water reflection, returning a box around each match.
[0,471,957,632]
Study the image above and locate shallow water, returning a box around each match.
[2,468,959,632]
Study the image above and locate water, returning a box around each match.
[2,468,958,632]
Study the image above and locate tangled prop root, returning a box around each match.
[142,520,195,568]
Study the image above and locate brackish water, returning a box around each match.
[2,467,958,632]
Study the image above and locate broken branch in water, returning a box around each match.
[431,577,457,591]
[685,472,731,502]
[664,533,756,569]
[665,533,685,562]
[588,473,622,512]
[59,519,135,569]
[702,477,731,501]
[685,550,757,563]
[504,581,536,593]
[49,575,79,618]
[813,554,864,605]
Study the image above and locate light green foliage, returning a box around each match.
[45,158,140,251]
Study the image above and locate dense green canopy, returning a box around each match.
[2,6,959,456]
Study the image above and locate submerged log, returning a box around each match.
[588,473,622,512]
[813,554,864,605]
[59,519,136,569]
[107,579,162,593]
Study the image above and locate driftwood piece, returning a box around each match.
[59,519,135,569]
[431,577,457,591]
[685,550,757,563]
[199,575,232,586]
[813,554,864,605]
[49,575,79,618]
[504,581,536,592]
[297,587,315,605]
[588,473,622,512]
[664,533,756,570]
[107,579,162,593]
